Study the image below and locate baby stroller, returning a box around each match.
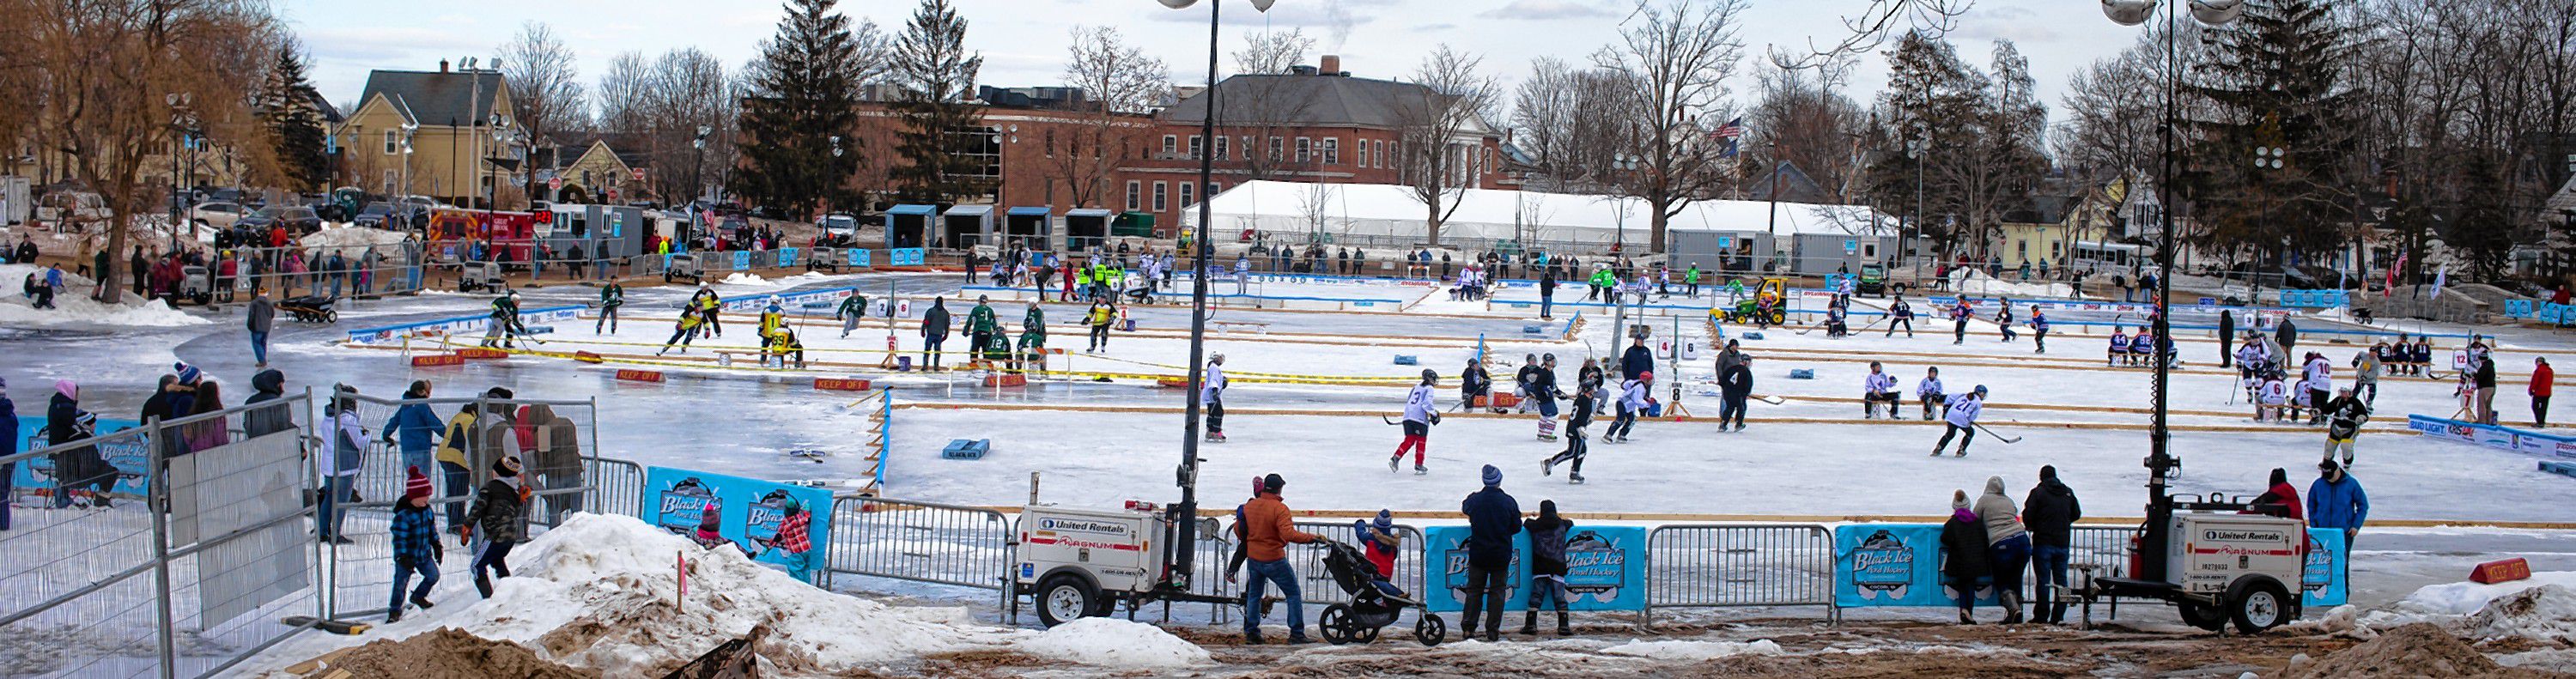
[279,294,337,323]
[1314,540,1445,646]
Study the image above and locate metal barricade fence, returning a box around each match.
[1641,524,1838,623]
[1286,522,1425,609]
[590,458,647,518]
[2069,524,2139,579]
[823,496,1016,605]
[0,392,323,678]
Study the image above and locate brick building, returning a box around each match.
[849,56,1514,239]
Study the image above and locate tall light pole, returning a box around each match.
[2102,0,2242,585]
[1154,0,1276,591]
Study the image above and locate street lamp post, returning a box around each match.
[1154,0,1277,591]
[2102,0,2243,585]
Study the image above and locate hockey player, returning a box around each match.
[965,295,999,366]
[1886,294,1916,337]
[1084,299,1115,352]
[1996,303,2018,343]
[1391,370,1441,475]
[595,281,624,334]
[2303,352,2334,424]
[1542,376,1597,483]
[1462,357,1492,410]
[1203,355,1229,442]
[1824,305,1850,338]
[657,307,703,355]
[2235,333,2272,378]
[2028,306,2049,354]
[1014,302,1046,370]
[1931,385,1987,457]
[2320,387,2369,466]
[1525,355,1564,440]
[757,298,787,339]
[2107,326,2129,367]
[1917,367,1947,421]
[1606,371,1650,443]
[1950,300,1975,345]
[2409,336,2433,376]
[482,290,526,349]
[835,291,870,338]
[2129,330,2157,368]
[2287,375,2314,424]
[1863,361,1900,419]
[2256,371,2289,422]
[690,287,723,338]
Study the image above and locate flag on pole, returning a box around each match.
[2384,252,2405,298]
[2428,264,2448,300]
[1708,118,1745,157]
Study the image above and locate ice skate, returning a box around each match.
[1568,472,1585,484]
[1388,455,1400,472]
[1413,464,1429,476]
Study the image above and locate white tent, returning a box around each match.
[1187,180,1894,252]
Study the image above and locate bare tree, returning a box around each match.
[7,0,276,302]
[1771,0,1978,70]
[594,52,652,132]
[1230,28,1314,76]
[498,21,585,203]
[1391,45,1502,246]
[1595,0,1751,253]
[1512,58,1641,193]
[1055,26,1167,209]
[1746,59,1868,202]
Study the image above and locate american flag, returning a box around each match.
[1708,118,1745,156]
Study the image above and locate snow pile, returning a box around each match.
[423,512,1015,676]
[1597,638,1785,661]
[715,272,778,288]
[0,264,210,327]
[298,225,412,258]
[1009,617,1210,669]
[2461,585,2576,645]
[1946,268,2076,300]
[2398,573,2576,616]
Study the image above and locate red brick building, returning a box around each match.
[849,57,1515,238]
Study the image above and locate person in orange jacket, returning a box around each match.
[2533,358,2555,427]
[1232,473,1321,645]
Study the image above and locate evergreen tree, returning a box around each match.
[736,0,866,219]
[888,0,987,206]
[1863,33,1991,256]
[259,47,329,191]
[2182,0,2360,266]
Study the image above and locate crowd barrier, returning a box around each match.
[1641,524,1837,623]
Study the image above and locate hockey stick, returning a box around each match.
[1972,422,2023,445]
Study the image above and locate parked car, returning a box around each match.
[190,201,247,230]
[818,214,858,238]
[351,202,398,229]
[240,205,322,234]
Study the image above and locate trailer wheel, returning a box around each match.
[1035,574,1098,627]
[2227,577,2291,634]
[2178,601,2229,632]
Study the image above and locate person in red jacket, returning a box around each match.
[2532,358,2555,427]
[2244,467,2304,521]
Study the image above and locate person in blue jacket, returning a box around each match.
[1459,465,1521,643]
[380,380,446,475]
[2308,460,2368,545]
[1,377,15,530]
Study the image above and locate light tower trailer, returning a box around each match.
[1012,500,1242,627]
[2078,493,2308,634]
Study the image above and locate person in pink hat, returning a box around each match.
[386,466,444,622]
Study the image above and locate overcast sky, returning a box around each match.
[279,0,2150,124]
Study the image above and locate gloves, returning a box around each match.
[459,525,474,547]
[1428,413,1443,425]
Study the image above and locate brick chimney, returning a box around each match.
[439,59,450,73]
[1319,55,1341,76]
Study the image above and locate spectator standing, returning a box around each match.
[1459,465,1522,642]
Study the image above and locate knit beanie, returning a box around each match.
[1951,489,1970,510]
[1372,509,1394,532]
[404,465,434,502]
[1481,464,1502,488]
[173,361,201,385]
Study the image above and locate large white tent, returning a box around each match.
[1185,180,1896,252]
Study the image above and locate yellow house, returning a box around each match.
[332,64,517,206]
[538,136,644,205]
[1994,184,2118,271]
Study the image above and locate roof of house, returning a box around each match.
[357,70,508,128]
[1162,74,1487,133]
[1745,161,1833,204]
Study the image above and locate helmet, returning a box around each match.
[1421,368,1440,383]
[1639,370,1655,381]
[1542,353,1556,363]
[1974,385,1989,395]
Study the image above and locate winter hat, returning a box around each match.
[2269,467,2287,487]
[493,455,522,477]
[0,376,8,391]
[1263,473,1285,494]
[1372,509,1394,532]
[1951,489,1970,510]
[2039,464,2057,482]
[55,379,76,400]
[403,465,434,502]
[173,362,201,385]
[1481,464,1503,488]
[1539,500,1558,519]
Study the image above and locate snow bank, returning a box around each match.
[715,272,778,288]
[2397,573,2576,616]
[1947,269,2076,300]
[2461,585,2576,645]
[2306,573,2576,645]
[1598,638,1785,661]
[428,512,1017,676]
[298,225,412,258]
[1010,617,1210,669]
[0,264,210,327]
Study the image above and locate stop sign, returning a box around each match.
[549,177,562,191]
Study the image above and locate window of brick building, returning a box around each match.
[1162,135,1176,156]
[1152,181,1168,212]
[1126,180,1140,210]
[1322,138,1340,165]
[1188,135,1203,159]
[1295,136,1311,163]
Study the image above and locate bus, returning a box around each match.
[2070,241,2148,273]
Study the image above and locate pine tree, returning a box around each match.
[888,0,987,206]
[2183,0,2360,266]
[1864,33,1991,254]
[736,0,866,219]
[260,47,329,191]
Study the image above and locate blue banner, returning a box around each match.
[846,249,872,268]
[639,468,833,585]
[887,248,927,266]
[13,418,150,498]
[1835,524,2349,609]
[2409,414,2576,460]
[776,248,797,268]
[1420,525,1646,612]
[2303,528,2348,608]
[731,251,751,271]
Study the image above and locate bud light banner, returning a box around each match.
[2302,527,2348,608]
[1420,525,1647,612]
[640,468,833,585]
[1833,524,2000,608]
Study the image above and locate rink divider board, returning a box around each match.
[912,505,2576,530]
[880,402,2427,434]
[409,354,465,367]
[614,369,665,383]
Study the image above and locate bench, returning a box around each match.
[1212,320,1270,334]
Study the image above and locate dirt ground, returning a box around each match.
[308,627,597,679]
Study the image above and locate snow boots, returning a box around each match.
[2000,591,2025,624]
[1521,610,1569,636]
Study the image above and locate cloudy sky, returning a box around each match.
[278,0,2150,121]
